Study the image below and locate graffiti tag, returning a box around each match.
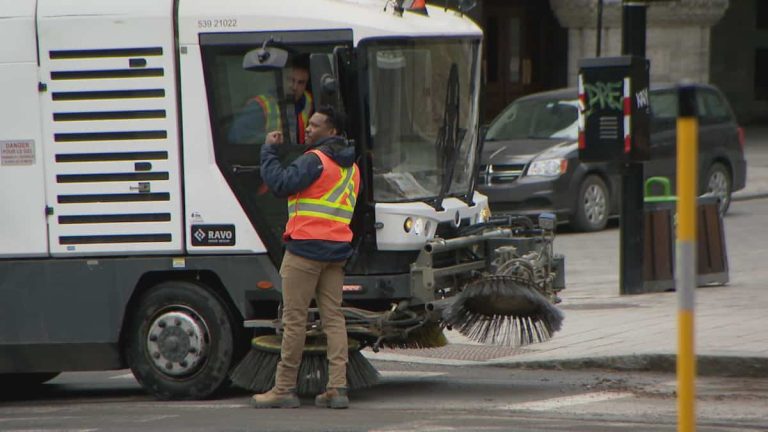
[635,87,649,110]
[584,81,624,112]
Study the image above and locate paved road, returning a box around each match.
[1,363,767,432]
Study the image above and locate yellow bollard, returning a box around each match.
[676,84,698,432]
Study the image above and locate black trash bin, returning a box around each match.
[641,177,728,293]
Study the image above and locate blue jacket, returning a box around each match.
[260,136,357,262]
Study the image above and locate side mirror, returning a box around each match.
[310,51,343,112]
[243,46,288,70]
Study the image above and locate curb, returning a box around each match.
[732,191,768,202]
[488,355,768,378]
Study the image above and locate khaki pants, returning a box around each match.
[275,251,348,391]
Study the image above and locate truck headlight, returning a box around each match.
[478,206,492,223]
[527,158,568,177]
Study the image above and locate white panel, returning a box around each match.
[178,0,481,46]
[0,63,49,257]
[375,194,487,251]
[38,0,172,18]
[179,46,266,254]
[54,201,176,216]
[50,141,172,155]
[51,119,171,134]
[0,0,37,63]
[38,6,184,257]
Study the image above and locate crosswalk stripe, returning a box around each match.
[499,391,633,411]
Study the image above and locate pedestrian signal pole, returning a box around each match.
[676,84,697,432]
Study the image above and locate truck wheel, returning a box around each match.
[125,281,235,400]
[572,175,609,232]
[705,162,732,216]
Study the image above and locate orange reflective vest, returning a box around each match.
[297,91,313,144]
[249,91,313,144]
[284,149,360,242]
[249,95,281,133]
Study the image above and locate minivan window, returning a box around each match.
[697,90,732,124]
[650,91,677,120]
[486,97,578,140]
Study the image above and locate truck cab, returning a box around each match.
[0,0,562,400]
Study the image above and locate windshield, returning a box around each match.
[486,96,579,141]
[363,38,481,202]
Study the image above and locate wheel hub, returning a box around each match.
[708,171,730,212]
[584,184,606,223]
[147,309,208,377]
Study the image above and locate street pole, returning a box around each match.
[619,1,645,295]
[676,84,698,432]
[596,0,604,57]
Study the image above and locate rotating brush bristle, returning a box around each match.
[230,335,380,395]
[378,322,448,349]
[442,275,564,346]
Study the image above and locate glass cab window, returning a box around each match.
[200,31,351,262]
[362,39,481,203]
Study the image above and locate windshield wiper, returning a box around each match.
[435,63,460,211]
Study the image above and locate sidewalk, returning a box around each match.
[367,125,768,378]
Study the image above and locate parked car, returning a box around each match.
[477,83,747,231]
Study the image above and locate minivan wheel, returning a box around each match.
[572,175,609,232]
[705,162,732,216]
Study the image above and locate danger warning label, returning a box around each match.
[1,140,35,166]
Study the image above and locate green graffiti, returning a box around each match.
[584,81,623,112]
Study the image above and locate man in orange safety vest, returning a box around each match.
[251,105,359,410]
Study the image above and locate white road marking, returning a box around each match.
[0,429,98,432]
[0,417,81,423]
[362,351,484,366]
[109,373,136,380]
[133,415,179,423]
[379,371,447,378]
[499,391,634,411]
[172,404,246,409]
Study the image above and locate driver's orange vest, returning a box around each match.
[284,149,359,242]
[249,91,313,144]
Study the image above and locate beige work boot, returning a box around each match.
[250,387,300,409]
[314,387,349,409]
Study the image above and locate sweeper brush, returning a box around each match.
[377,322,448,350]
[443,274,564,346]
[229,335,380,395]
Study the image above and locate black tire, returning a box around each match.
[704,162,732,216]
[571,175,609,232]
[125,281,236,400]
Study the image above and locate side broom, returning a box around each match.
[442,274,564,346]
[230,334,380,396]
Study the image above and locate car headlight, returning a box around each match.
[527,158,568,177]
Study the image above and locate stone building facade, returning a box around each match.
[549,0,765,123]
[450,0,766,123]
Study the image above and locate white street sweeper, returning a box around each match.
[0,0,565,400]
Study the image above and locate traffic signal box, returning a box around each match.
[578,56,650,163]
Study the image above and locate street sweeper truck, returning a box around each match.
[0,0,565,400]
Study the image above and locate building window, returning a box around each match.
[755,49,768,100]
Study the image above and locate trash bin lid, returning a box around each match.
[644,176,677,203]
